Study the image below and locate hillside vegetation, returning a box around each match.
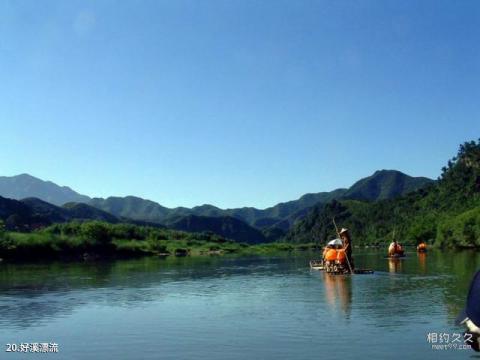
[0,220,316,261]
[286,140,480,248]
[88,171,431,236]
[0,170,433,243]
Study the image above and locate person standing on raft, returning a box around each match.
[388,239,404,256]
[339,228,354,271]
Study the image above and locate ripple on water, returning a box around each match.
[0,251,476,360]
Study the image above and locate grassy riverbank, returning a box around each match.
[0,220,321,261]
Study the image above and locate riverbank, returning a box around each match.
[0,221,325,262]
[0,220,457,263]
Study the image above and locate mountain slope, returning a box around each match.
[0,169,434,242]
[342,170,433,201]
[286,140,479,247]
[167,215,266,244]
[0,196,35,225]
[88,171,431,232]
[0,196,119,230]
[62,202,119,223]
[21,197,70,223]
[89,189,350,230]
[0,196,261,244]
[0,174,90,206]
[89,196,170,222]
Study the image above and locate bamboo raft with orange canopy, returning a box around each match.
[310,224,373,275]
[309,244,373,274]
[386,243,406,258]
[417,242,427,253]
[386,229,406,258]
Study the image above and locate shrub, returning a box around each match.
[80,222,112,245]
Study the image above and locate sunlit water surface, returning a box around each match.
[0,249,479,359]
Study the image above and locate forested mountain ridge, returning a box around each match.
[343,170,433,201]
[0,169,433,243]
[89,171,431,233]
[166,215,266,245]
[286,140,480,248]
[0,196,119,230]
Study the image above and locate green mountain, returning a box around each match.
[0,196,119,230]
[0,174,90,206]
[342,169,433,201]
[62,202,119,223]
[0,169,433,243]
[286,140,480,248]
[0,195,264,243]
[89,171,431,234]
[21,197,72,223]
[0,196,35,227]
[89,196,170,222]
[166,215,266,244]
[88,192,349,230]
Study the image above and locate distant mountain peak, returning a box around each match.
[0,174,91,206]
[15,173,36,179]
[342,169,433,202]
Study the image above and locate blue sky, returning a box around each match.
[1,0,479,209]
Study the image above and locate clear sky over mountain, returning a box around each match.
[1,0,479,208]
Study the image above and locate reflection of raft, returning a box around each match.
[387,253,406,259]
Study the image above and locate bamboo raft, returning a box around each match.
[309,260,373,275]
[309,260,324,270]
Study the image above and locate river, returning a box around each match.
[0,249,478,359]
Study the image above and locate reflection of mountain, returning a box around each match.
[347,250,480,330]
[433,250,479,322]
[0,262,111,329]
[1,251,478,333]
[0,256,297,329]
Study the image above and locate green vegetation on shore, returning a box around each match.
[287,140,480,248]
[0,220,318,261]
[1,139,478,261]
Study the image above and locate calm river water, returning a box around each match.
[0,249,479,359]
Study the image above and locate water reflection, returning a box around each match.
[388,258,403,273]
[322,273,352,317]
[417,252,427,274]
[0,250,479,336]
[0,255,304,329]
